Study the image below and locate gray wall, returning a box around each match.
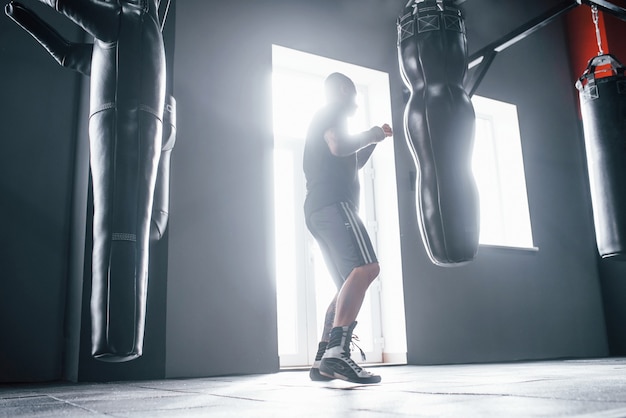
[0,4,81,382]
[165,1,280,378]
[599,261,626,355]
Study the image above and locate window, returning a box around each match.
[471,95,534,249]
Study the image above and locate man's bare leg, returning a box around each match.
[322,296,337,341]
[320,263,382,384]
[333,263,380,327]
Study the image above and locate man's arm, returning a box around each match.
[324,124,392,157]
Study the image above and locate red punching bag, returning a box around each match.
[576,54,626,260]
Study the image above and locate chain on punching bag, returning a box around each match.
[576,53,626,260]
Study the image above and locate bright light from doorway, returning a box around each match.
[272,45,406,367]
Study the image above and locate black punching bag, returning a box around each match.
[576,54,626,260]
[6,0,167,361]
[398,0,479,266]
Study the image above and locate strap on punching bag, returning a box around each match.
[576,53,625,93]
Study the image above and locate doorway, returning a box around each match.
[271,45,407,368]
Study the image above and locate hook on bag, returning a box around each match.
[576,54,626,92]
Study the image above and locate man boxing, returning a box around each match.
[303,72,392,384]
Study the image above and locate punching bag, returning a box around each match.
[84,0,165,362]
[6,0,168,361]
[577,54,626,260]
[397,0,480,266]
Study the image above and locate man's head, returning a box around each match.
[325,72,357,115]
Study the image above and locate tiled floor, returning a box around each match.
[2,358,626,417]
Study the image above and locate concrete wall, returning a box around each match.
[0,3,82,382]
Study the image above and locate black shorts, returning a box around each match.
[306,202,378,290]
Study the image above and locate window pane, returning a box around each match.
[473,115,505,245]
[471,96,534,248]
[274,148,298,355]
[272,70,324,140]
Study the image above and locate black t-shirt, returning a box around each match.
[303,104,360,218]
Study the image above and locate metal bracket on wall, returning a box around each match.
[581,0,626,18]
[464,0,626,97]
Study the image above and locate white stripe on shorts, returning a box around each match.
[339,202,375,265]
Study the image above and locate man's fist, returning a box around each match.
[381,123,393,138]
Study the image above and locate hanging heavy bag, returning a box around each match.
[397,0,479,266]
[576,53,626,260]
[6,0,168,361]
